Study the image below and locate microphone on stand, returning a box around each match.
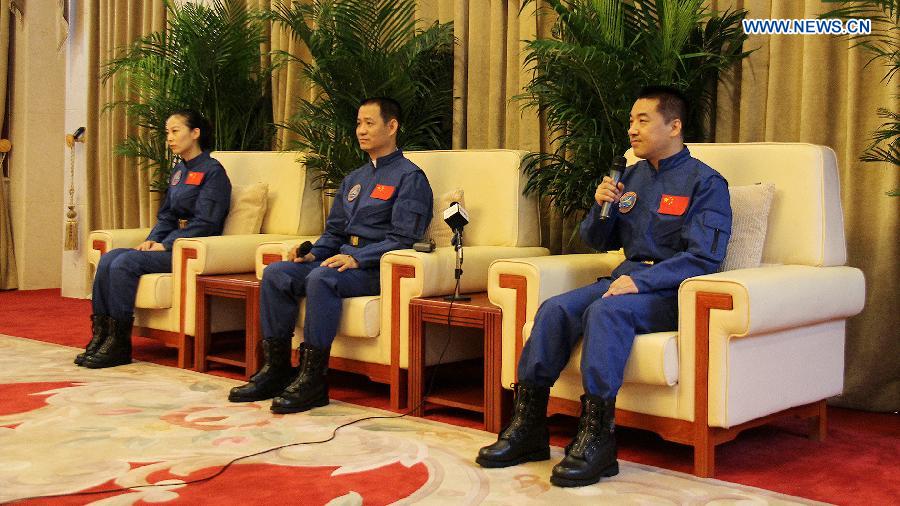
[442,201,471,302]
[600,156,627,220]
[443,201,469,232]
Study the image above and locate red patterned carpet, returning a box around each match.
[1,336,820,505]
[1,289,898,504]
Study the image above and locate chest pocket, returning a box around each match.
[651,211,686,247]
[169,183,201,214]
[358,195,394,220]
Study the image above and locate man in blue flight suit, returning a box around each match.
[476,86,732,487]
[229,97,434,414]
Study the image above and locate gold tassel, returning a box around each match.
[64,205,78,251]
[64,131,83,251]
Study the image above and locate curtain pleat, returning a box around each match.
[85,0,166,236]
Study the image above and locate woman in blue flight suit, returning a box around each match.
[76,110,232,369]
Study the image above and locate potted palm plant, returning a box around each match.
[268,0,454,195]
[519,0,752,224]
[103,0,274,192]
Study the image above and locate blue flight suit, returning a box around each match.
[518,147,732,399]
[92,151,232,319]
[260,149,433,348]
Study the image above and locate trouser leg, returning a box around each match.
[259,261,317,340]
[269,265,379,414]
[91,249,172,319]
[301,266,380,349]
[580,290,677,399]
[517,279,612,388]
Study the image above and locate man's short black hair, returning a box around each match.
[360,97,402,127]
[637,85,689,125]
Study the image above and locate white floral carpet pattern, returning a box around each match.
[0,335,827,505]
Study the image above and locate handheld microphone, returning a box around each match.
[600,156,627,220]
[443,201,469,231]
[295,240,313,259]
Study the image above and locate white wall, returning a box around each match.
[61,0,90,298]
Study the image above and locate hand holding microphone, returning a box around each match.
[291,240,315,263]
[597,156,626,220]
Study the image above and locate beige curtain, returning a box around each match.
[246,0,315,149]
[713,0,899,411]
[0,0,16,290]
[84,1,166,233]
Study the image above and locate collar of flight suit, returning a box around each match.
[183,150,211,170]
[369,148,403,169]
[654,146,691,174]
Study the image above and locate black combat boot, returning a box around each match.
[83,316,134,369]
[228,339,296,402]
[74,314,110,366]
[270,342,330,414]
[475,382,551,468]
[550,394,618,487]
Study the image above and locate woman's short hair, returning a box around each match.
[169,109,214,151]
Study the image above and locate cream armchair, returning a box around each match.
[256,149,549,410]
[88,151,322,367]
[488,143,865,477]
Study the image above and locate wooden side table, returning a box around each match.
[194,273,261,379]
[408,293,506,433]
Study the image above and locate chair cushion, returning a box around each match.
[298,295,381,338]
[134,274,172,309]
[424,187,464,247]
[223,183,269,235]
[720,183,775,271]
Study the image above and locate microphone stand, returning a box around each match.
[444,228,470,302]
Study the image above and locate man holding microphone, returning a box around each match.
[476,86,733,487]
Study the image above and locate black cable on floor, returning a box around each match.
[6,278,465,504]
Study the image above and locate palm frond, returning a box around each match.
[271,0,453,190]
[518,0,751,220]
[103,0,273,191]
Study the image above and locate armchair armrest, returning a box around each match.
[88,228,152,268]
[382,246,550,297]
[678,264,865,428]
[488,252,626,323]
[678,265,865,338]
[255,237,320,279]
[174,234,300,277]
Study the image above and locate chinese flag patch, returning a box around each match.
[185,171,205,185]
[370,184,396,200]
[658,194,689,215]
